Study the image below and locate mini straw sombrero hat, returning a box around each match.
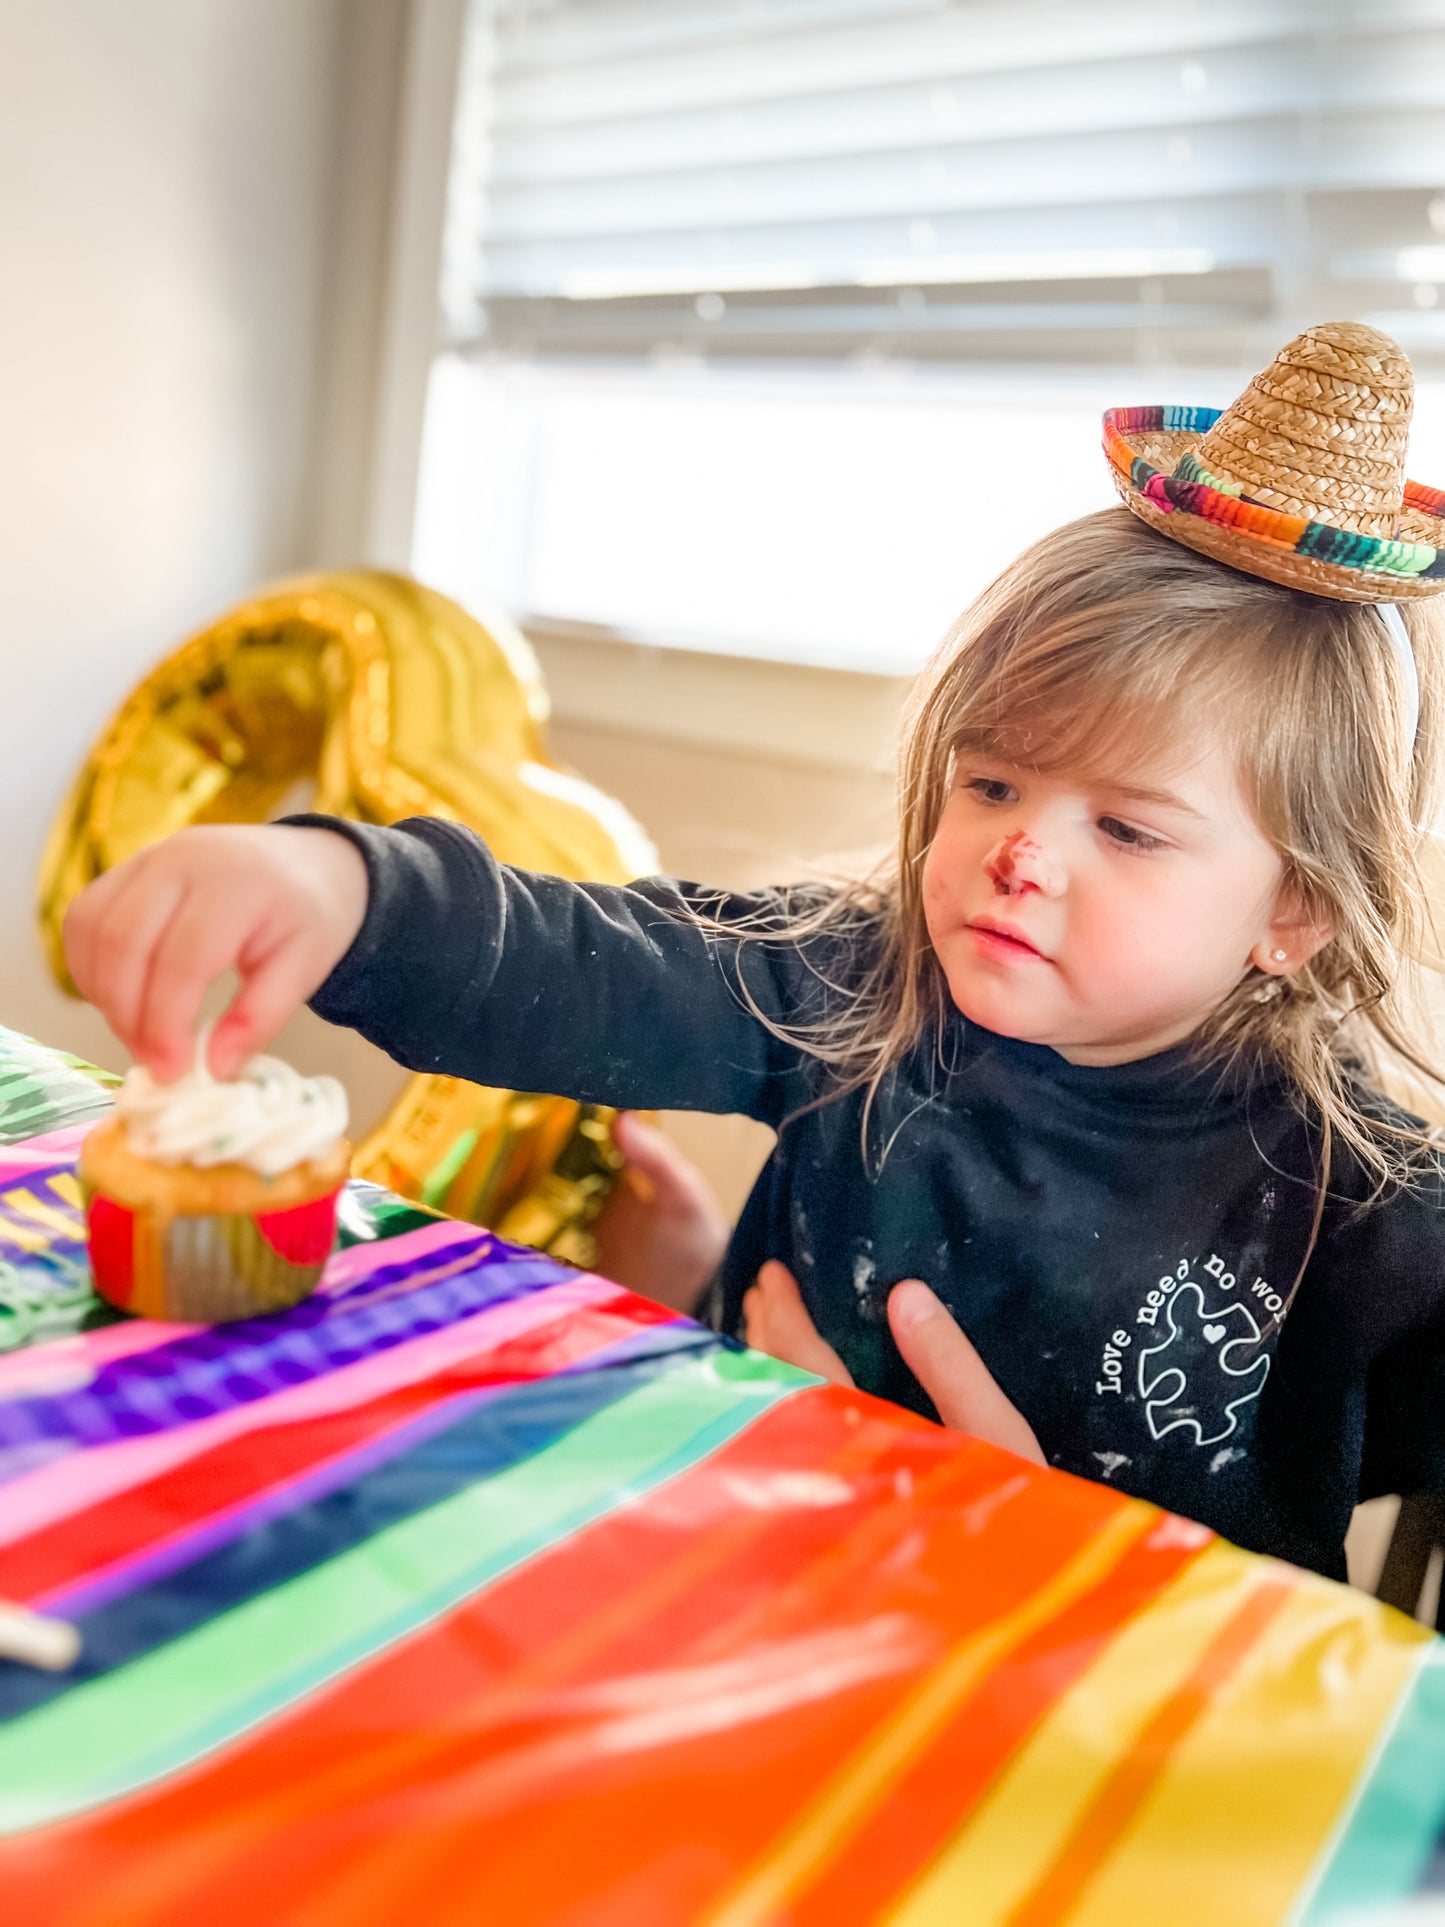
[1104,320,1445,602]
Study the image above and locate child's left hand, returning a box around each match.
[590,1113,730,1314]
[743,1262,1046,1467]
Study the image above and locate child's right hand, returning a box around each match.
[746,1262,1046,1465]
[63,825,370,1082]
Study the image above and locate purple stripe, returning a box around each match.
[0,1238,576,1478]
[34,1318,697,1620]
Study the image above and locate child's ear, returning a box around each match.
[1250,887,1334,977]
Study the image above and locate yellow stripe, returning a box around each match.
[47,1172,84,1210]
[883,1539,1274,1927]
[1059,1571,1429,1927]
[701,1501,1157,1927]
[2,1185,81,1240]
[1008,1574,1297,1926]
[0,1211,50,1253]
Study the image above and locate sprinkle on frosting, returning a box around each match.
[116,1036,348,1179]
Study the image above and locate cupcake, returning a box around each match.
[79,1044,350,1322]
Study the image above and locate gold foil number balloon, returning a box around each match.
[39,572,658,1262]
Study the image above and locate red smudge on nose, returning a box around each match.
[985,829,1039,896]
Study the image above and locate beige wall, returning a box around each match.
[0,0,340,1064]
[0,0,423,1080]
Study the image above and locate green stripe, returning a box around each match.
[1374,537,1438,578]
[1297,1641,1445,1920]
[0,1347,809,1832]
[420,1126,479,1206]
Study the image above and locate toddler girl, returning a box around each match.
[66,323,1445,1579]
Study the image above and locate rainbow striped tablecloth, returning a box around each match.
[0,1028,1442,1924]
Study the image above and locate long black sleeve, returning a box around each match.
[288,815,825,1124]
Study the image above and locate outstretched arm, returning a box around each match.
[296,816,818,1123]
[66,814,827,1125]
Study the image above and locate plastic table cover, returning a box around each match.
[0,1025,1442,1926]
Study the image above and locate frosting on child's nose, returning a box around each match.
[984,829,1060,898]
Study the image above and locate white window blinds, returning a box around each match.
[441,0,1445,363]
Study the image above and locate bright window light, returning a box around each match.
[1399,247,1445,284]
[416,359,1190,674]
[413,359,1445,677]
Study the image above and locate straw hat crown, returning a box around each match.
[1103,319,1445,599]
[1191,322,1412,538]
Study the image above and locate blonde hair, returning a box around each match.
[708,506,1445,1257]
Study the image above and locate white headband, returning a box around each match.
[1378,602,1420,750]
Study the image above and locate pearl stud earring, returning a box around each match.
[1272,949,1288,963]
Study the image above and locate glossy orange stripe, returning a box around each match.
[788,1518,1210,1926]
[273,1452,1131,1924]
[1006,1574,1296,1927]
[0,1399,1130,1927]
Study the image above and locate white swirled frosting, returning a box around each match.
[116,1045,348,1179]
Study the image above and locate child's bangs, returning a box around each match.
[959,614,1242,790]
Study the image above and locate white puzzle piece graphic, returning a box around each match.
[1136,1281,1270,1447]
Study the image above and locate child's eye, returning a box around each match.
[1099,815,1168,854]
[964,776,1017,805]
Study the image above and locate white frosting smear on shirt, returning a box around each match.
[116,1035,348,1178]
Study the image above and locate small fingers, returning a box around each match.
[68,860,186,1063]
[208,932,322,1078]
[888,1280,1045,1464]
[61,860,127,1003]
[747,1261,854,1386]
[611,1112,729,1229]
[131,893,251,1080]
[609,1113,673,1207]
[62,825,363,1081]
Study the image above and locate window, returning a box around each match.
[413,0,1445,673]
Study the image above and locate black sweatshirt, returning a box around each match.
[296,814,1445,1579]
